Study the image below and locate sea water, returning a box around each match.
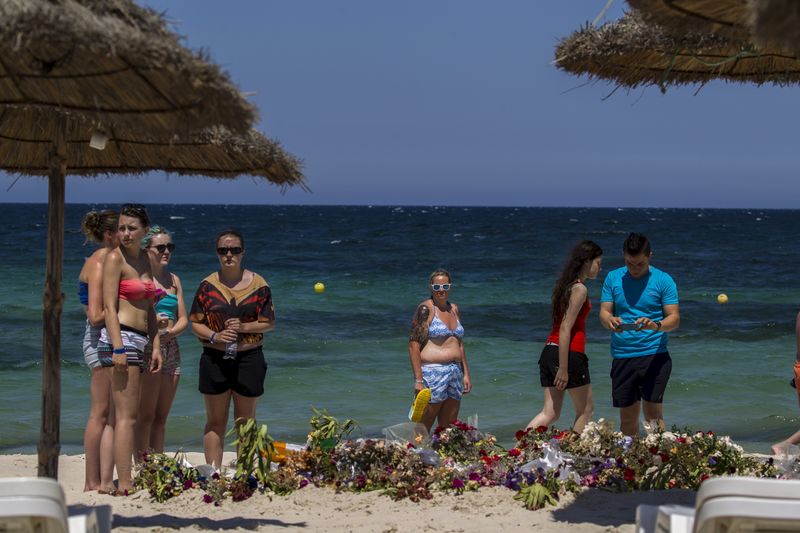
[1,204,797,453]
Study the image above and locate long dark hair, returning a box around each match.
[551,240,603,325]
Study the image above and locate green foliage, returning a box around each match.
[227,417,275,487]
[514,482,558,510]
[307,407,358,450]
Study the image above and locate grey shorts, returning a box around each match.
[82,320,103,369]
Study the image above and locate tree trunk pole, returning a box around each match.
[38,118,68,479]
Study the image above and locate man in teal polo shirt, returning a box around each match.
[599,233,680,436]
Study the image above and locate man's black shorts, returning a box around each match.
[538,344,591,389]
[610,351,671,408]
[199,346,267,397]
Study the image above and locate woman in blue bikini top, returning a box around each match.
[407,269,472,432]
[78,209,119,494]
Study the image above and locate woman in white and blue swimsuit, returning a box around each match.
[408,269,472,432]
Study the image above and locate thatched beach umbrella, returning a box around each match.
[0,0,265,479]
[627,0,751,39]
[4,126,306,188]
[0,0,256,136]
[554,12,800,91]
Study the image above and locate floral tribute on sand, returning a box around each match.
[133,414,779,510]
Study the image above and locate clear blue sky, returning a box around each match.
[3,1,798,207]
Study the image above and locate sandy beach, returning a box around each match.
[2,452,698,532]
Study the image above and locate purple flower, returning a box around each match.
[468,472,481,481]
[708,457,717,466]
[452,478,465,490]
[183,480,193,490]
[202,494,213,504]
[299,479,309,488]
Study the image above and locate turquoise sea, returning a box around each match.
[1,204,798,454]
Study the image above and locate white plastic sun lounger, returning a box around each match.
[0,477,101,533]
[692,477,800,533]
[636,476,800,533]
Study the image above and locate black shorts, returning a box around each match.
[199,346,268,397]
[538,344,591,389]
[610,352,672,408]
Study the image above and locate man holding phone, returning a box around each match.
[599,233,680,436]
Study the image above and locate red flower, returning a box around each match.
[406,442,415,449]
[668,479,677,488]
[555,430,570,440]
[515,429,529,440]
[675,437,686,444]
[508,448,522,457]
[535,425,548,434]
[649,447,658,454]
[659,453,670,463]
[623,468,636,481]
[700,474,709,482]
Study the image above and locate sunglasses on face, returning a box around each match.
[431,283,451,291]
[152,243,175,253]
[217,246,243,256]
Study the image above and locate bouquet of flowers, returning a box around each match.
[134,451,199,503]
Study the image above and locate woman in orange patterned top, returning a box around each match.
[190,229,275,469]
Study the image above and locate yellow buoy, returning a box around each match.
[717,293,728,304]
[314,282,325,293]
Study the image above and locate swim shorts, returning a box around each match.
[82,320,103,369]
[96,325,147,368]
[610,351,672,408]
[199,346,267,397]
[421,362,463,404]
[144,337,181,375]
[538,344,591,389]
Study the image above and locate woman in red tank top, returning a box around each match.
[527,240,602,435]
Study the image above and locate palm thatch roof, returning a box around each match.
[627,0,751,39]
[0,0,257,139]
[2,125,306,188]
[554,12,800,90]
[750,0,800,54]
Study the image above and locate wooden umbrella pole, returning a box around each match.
[38,117,68,479]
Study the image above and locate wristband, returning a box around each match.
[415,379,424,384]
[112,347,126,355]
[210,333,217,343]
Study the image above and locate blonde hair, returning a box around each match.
[429,269,451,284]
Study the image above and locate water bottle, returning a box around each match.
[223,336,238,360]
